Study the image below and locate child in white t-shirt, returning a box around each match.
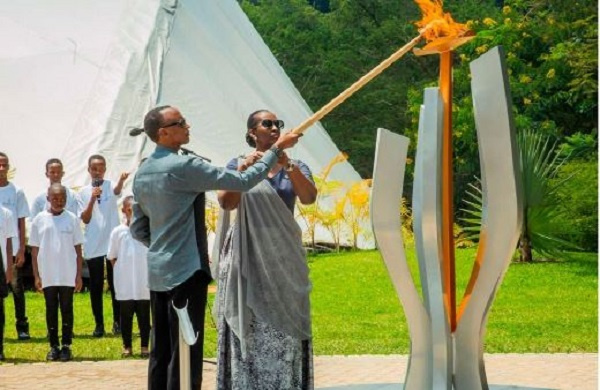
[30,158,83,219]
[79,154,128,337]
[0,152,30,340]
[107,195,150,358]
[30,184,84,362]
[0,205,16,361]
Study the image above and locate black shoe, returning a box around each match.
[112,322,121,335]
[59,345,72,362]
[92,326,105,338]
[17,331,30,340]
[46,346,60,361]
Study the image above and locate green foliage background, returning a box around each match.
[240,0,597,250]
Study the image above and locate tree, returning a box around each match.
[241,0,597,227]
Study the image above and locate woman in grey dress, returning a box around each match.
[215,110,317,390]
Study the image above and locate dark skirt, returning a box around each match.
[215,235,314,390]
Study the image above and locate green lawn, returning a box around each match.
[1,249,596,362]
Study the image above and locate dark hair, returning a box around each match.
[45,158,63,171]
[144,105,172,142]
[245,109,269,147]
[88,154,106,167]
[0,152,8,160]
[122,195,134,207]
[47,183,66,195]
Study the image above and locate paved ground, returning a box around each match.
[0,353,596,389]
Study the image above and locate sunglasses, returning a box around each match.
[258,119,285,130]
[162,118,188,129]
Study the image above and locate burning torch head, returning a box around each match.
[413,0,475,55]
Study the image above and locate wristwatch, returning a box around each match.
[269,145,284,158]
[285,161,296,172]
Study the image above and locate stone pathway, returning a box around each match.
[0,353,596,389]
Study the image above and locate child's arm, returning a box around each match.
[113,172,130,196]
[81,187,102,224]
[31,246,42,292]
[15,217,26,267]
[5,238,12,284]
[74,244,83,292]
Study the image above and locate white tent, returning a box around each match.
[0,0,361,205]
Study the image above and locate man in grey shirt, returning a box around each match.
[130,105,299,390]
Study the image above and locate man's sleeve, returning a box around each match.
[184,150,278,192]
[130,202,150,248]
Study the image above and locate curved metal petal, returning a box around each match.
[371,128,432,389]
[413,88,452,389]
[454,45,524,390]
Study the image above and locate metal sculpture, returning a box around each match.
[371,46,523,389]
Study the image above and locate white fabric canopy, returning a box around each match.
[0,0,361,204]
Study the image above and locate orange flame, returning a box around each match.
[414,0,469,42]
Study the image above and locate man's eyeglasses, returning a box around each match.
[258,119,284,130]
[162,118,188,129]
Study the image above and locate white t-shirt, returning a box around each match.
[0,206,17,270]
[29,210,84,288]
[79,180,120,258]
[0,182,29,255]
[30,187,83,219]
[107,224,150,301]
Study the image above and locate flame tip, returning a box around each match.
[414,0,470,43]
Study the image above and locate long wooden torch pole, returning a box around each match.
[291,30,428,135]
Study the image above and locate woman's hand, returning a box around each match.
[273,132,302,150]
[277,152,289,167]
[239,151,264,171]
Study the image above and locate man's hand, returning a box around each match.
[273,132,302,150]
[34,277,42,292]
[15,251,25,268]
[239,151,264,171]
[75,275,83,292]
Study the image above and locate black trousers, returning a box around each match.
[148,271,210,390]
[119,299,151,349]
[43,286,74,347]
[9,264,28,333]
[0,296,4,352]
[86,257,120,328]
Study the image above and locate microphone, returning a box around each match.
[92,178,103,204]
[129,127,144,136]
[180,147,212,163]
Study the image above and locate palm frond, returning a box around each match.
[459,129,575,259]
